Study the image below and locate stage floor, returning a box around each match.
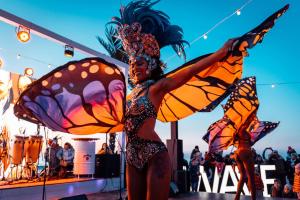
[0,177,93,189]
[87,191,297,200]
[0,177,121,200]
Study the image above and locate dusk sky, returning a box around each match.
[0,0,299,156]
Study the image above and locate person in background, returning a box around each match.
[254,168,264,198]
[287,153,300,184]
[287,146,297,160]
[254,154,264,166]
[189,153,201,192]
[44,137,62,178]
[282,184,295,198]
[190,145,200,160]
[57,142,75,178]
[291,153,300,168]
[273,150,287,186]
[293,163,300,199]
[271,179,282,198]
[234,113,256,200]
[98,143,113,155]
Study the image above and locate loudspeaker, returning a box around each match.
[95,154,120,178]
[59,194,88,200]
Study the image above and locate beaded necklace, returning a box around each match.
[131,79,155,99]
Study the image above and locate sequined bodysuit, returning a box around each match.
[125,80,167,170]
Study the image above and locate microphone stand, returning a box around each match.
[42,125,48,200]
[116,133,126,200]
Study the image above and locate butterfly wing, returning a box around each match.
[247,118,279,145]
[203,77,259,152]
[14,57,126,134]
[203,117,236,153]
[157,4,289,122]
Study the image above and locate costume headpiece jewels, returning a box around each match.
[110,0,188,70]
[118,22,160,70]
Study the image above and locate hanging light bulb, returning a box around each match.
[24,67,34,77]
[17,54,21,59]
[16,25,31,43]
[203,34,208,40]
[48,64,52,68]
[236,9,241,16]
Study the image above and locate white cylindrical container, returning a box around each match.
[72,138,97,175]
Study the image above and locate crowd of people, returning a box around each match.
[189,145,300,199]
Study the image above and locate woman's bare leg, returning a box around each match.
[126,164,147,200]
[146,151,171,200]
[235,154,246,200]
[243,156,256,200]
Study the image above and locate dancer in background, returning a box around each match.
[234,113,257,200]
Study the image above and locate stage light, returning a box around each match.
[203,34,208,40]
[64,45,74,57]
[236,9,241,16]
[17,25,31,43]
[24,67,34,77]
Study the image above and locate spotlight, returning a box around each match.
[64,45,74,57]
[17,25,31,43]
[24,68,34,77]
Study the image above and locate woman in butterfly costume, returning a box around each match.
[14,1,288,200]
[203,77,279,200]
[110,2,235,199]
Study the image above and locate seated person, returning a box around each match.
[56,142,74,178]
[97,143,112,155]
[44,138,62,177]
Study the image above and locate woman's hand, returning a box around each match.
[217,38,237,58]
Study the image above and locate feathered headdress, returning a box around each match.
[109,0,188,69]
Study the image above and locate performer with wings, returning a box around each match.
[203,77,279,200]
[14,1,288,200]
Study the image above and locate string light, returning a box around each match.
[257,82,300,88]
[0,47,57,69]
[165,0,253,62]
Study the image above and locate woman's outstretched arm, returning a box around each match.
[153,39,235,96]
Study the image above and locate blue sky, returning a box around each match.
[0,0,299,156]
